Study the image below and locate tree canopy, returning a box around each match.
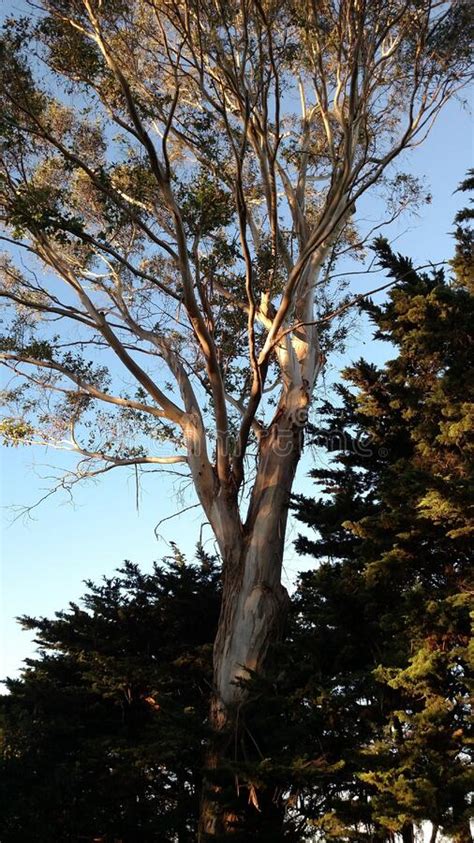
[291,191,473,840]
[1,2,472,836]
[2,195,473,841]
[0,0,471,508]
[0,547,220,843]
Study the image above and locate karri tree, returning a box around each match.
[0,1,471,835]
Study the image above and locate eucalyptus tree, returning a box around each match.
[0,0,471,836]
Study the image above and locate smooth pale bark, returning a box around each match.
[198,389,307,838]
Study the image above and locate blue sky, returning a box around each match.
[1,95,472,681]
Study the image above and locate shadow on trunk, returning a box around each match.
[198,694,290,842]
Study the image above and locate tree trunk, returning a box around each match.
[401,823,415,843]
[451,792,473,843]
[199,391,305,839]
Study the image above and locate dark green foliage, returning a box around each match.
[290,200,473,840]
[452,169,474,290]
[0,547,220,843]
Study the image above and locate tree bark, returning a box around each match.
[199,390,306,839]
[401,823,415,843]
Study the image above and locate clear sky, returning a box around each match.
[1,94,472,681]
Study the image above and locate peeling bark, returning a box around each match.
[199,390,307,838]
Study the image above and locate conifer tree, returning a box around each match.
[291,195,473,841]
[0,548,220,843]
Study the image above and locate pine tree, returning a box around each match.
[0,547,220,843]
[291,194,473,841]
